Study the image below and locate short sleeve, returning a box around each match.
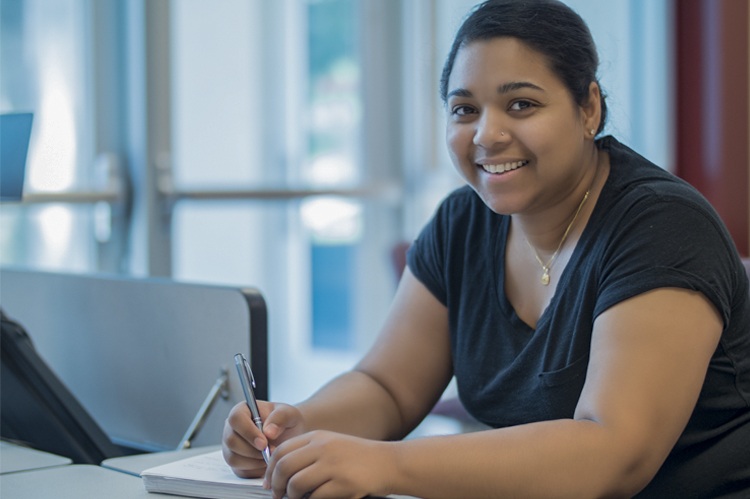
[595,195,739,326]
[406,198,451,306]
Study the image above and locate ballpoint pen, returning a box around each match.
[234,353,271,464]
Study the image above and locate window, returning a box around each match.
[170,0,401,403]
[1,0,674,406]
[0,0,96,272]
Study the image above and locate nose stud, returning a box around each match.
[501,132,505,136]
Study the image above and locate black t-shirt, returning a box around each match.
[407,136,750,497]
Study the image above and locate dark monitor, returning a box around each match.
[1,309,122,464]
[0,112,33,201]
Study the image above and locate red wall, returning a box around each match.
[675,0,749,256]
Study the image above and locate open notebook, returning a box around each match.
[141,450,270,499]
[142,449,415,499]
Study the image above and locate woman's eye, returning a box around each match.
[509,100,534,112]
[451,105,475,116]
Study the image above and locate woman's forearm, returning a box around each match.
[387,418,654,499]
[291,375,650,498]
[295,369,409,441]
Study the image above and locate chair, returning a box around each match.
[741,258,750,283]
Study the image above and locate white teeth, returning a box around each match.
[481,160,527,174]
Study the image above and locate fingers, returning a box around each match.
[263,432,390,499]
[285,464,331,499]
[262,402,304,441]
[266,435,319,499]
[266,441,364,499]
[264,432,309,482]
[226,402,268,452]
[223,400,308,479]
[222,444,266,478]
[306,479,351,499]
[223,402,269,478]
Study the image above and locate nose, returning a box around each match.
[473,109,509,149]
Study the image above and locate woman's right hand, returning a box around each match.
[222,400,307,478]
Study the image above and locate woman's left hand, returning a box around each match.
[264,430,396,499]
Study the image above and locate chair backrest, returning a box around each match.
[390,242,411,283]
[741,259,750,286]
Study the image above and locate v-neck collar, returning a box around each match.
[491,137,619,333]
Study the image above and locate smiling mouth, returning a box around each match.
[478,160,529,174]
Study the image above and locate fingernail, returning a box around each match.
[263,478,269,489]
[253,437,266,450]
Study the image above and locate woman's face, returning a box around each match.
[445,37,597,216]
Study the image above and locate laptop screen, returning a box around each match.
[0,113,33,201]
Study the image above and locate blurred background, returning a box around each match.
[1,0,746,404]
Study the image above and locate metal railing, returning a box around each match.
[161,182,402,204]
[4,182,402,206]
[6,191,121,205]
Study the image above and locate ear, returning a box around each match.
[580,81,602,139]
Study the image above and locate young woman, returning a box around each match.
[223,1,750,497]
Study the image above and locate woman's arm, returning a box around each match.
[264,286,722,499]
[384,287,722,499]
[223,267,454,476]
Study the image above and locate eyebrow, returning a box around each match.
[498,81,544,93]
[446,81,545,99]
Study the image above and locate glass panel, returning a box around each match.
[172,200,396,403]
[302,196,362,350]
[304,0,363,351]
[311,243,355,349]
[0,0,95,272]
[1,0,90,192]
[170,0,263,190]
[170,0,401,402]
[0,203,94,272]
[305,0,361,188]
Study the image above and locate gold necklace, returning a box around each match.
[525,190,589,286]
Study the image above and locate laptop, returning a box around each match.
[0,112,33,201]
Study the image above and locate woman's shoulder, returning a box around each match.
[599,136,720,219]
[600,136,685,191]
[592,137,739,272]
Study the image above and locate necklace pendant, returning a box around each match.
[541,269,550,286]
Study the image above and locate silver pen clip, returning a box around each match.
[244,356,256,389]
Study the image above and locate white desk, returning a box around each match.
[3,464,421,499]
[0,464,173,498]
[0,441,72,474]
[102,447,420,499]
[1,443,420,498]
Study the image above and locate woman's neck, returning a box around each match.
[513,146,607,256]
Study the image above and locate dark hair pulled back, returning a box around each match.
[440,0,608,135]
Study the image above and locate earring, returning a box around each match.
[501,132,505,136]
[590,129,595,135]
